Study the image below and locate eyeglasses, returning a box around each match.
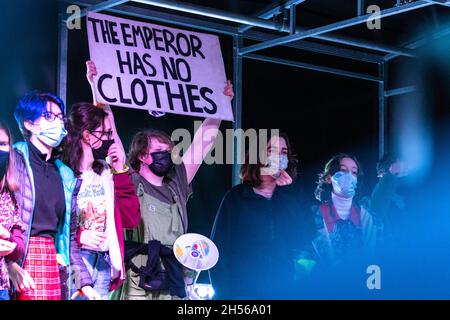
[89,130,113,141]
[42,111,67,123]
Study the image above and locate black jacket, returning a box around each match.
[211,183,315,299]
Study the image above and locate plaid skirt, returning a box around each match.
[16,236,61,300]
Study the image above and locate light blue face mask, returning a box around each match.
[37,118,67,148]
[266,154,289,178]
[331,171,357,198]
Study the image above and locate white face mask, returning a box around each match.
[36,118,67,147]
[263,154,289,178]
[331,171,357,199]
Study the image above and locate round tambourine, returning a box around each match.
[173,233,219,271]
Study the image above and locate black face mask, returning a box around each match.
[149,151,173,177]
[0,150,9,181]
[92,139,114,161]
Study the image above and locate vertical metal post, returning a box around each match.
[357,0,364,16]
[378,62,387,159]
[289,4,296,34]
[57,3,68,107]
[232,34,243,187]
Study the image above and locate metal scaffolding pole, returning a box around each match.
[244,30,383,63]
[289,3,296,35]
[239,0,433,55]
[66,0,238,35]
[244,54,381,82]
[79,0,129,17]
[131,0,285,31]
[357,0,364,16]
[378,62,387,159]
[384,86,416,97]
[57,3,69,106]
[238,0,304,33]
[232,35,243,187]
[313,33,416,58]
[424,0,450,7]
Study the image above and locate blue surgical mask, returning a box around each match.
[331,171,357,198]
[37,118,67,148]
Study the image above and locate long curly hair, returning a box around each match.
[314,153,363,203]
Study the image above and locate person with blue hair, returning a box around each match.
[6,91,77,300]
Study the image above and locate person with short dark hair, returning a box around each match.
[122,80,233,300]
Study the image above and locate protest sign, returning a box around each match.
[87,12,233,121]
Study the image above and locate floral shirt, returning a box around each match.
[0,192,23,290]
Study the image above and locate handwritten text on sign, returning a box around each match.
[87,12,233,121]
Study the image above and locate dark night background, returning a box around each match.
[1,3,449,293]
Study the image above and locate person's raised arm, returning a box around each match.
[182,81,233,184]
[86,60,126,158]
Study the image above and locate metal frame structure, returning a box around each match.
[58,0,450,185]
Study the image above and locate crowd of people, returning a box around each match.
[0,59,442,301]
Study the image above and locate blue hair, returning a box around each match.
[14,91,65,139]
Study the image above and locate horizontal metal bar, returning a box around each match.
[240,0,433,55]
[244,54,382,82]
[65,0,240,35]
[244,30,383,63]
[131,0,284,31]
[79,0,129,18]
[314,32,416,57]
[424,0,450,7]
[384,85,416,97]
[238,0,304,33]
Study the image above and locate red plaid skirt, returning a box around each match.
[16,236,61,300]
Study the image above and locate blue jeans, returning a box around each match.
[0,290,10,300]
[72,249,111,300]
